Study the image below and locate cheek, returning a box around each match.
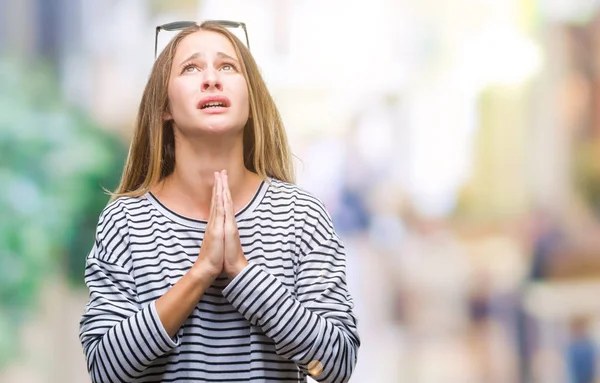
[168,79,198,112]
[238,83,250,114]
[242,94,250,115]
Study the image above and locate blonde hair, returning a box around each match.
[110,21,294,201]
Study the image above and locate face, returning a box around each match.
[165,30,250,136]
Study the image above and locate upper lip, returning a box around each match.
[197,95,231,109]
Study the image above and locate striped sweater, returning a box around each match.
[79,179,360,382]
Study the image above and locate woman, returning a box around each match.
[79,21,360,383]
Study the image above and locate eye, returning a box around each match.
[220,63,236,72]
[182,63,199,73]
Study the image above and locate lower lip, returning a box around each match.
[200,106,228,114]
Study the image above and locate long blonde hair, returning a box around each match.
[110,22,294,201]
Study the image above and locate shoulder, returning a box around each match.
[97,195,148,231]
[92,195,149,264]
[266,178,335,233]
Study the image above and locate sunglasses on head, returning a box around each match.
[154,20,250,58]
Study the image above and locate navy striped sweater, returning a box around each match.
[79,178,360,382]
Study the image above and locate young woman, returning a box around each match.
[79,21,360,383]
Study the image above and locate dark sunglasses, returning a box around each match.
[154,20,250,58]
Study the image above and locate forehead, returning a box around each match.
[173,30,238,62]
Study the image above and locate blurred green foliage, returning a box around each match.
[574,140,600,215]
[0,58,127,367]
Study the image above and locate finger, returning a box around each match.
[215,172,225,224]
[226,183,236,228]
[225,178,240,236]
[208,172,218,222]
[221,169,228,210]
[226,179,233,210]
[207,172,219,232]
[222,173,233,220]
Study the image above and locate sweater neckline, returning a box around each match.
[144,180,268,229]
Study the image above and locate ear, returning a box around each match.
[163,107,173,121]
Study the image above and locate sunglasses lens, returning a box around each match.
[208,20,239,28]
[162,21,196,31]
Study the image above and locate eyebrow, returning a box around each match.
[178,51,239,67]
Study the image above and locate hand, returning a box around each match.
[192,172,225,280]
[221,171,249,279]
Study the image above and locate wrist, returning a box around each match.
[227,260,249,279]
[190,262,219,284]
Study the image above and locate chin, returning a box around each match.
[175,115,247,137]
[197,122,245,136]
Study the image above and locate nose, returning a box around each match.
[201,68,223,91]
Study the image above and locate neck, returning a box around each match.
[153,133,258,220]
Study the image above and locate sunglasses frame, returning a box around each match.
[154,20,250,58]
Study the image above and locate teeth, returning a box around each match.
[202,102,225,109]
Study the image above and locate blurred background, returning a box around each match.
[3,0,600,382]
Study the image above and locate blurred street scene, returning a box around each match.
[4,0,600,382]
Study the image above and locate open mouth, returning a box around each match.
[200,101,227,109]
[198,96,231,110]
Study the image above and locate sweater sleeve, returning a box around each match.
[79,205,180,383]
[222,229,360,383]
